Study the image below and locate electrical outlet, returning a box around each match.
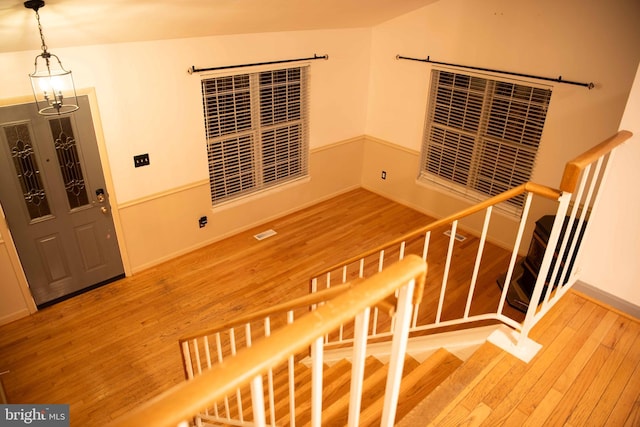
[199,216,208,228]
[134,153,150,168]
[381,170,387,180]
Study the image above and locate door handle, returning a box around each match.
[100,206,108,214]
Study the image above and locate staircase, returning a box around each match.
[108,131,633,427]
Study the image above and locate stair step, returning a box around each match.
[275,359,352,426]
[358,348,463,426]
[397,342,504,426]
[316,356,403,426]
[264,361,314,423]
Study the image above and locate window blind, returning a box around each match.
[202,67,309,205]
[420,70,552,210]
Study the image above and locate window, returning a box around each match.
[202,66,309,205]
[419,69,552,210]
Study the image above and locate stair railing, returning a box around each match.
[178,283,350,427]
[109,255,427,427]
[518,130,632,344]
[310,131,632,359]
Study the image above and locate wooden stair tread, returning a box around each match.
[317,356,405,426]
[296,357,386,426]
[397,342,504,426]
[275,358,353,426]
[358,348,463,426]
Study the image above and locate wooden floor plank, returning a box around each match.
[478,294,593,415]
[623,401,640,427]
[516,301,620,416]
[459,351,514,412]
[521,388,563,427]
[397,343,504,427]
[433,405,471,427]
[545,343,612,426]
[529,289,588,342]
[499,408,528,427]
[476,326,577,426]
[604,353,640,427]
[426,344,505,426]
[589,321,640,426]
[445,401,491,427]
[567,318,640,426]
[552,309,618,394]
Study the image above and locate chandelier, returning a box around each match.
[24,0,79,115]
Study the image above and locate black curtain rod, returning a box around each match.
[188,54,329,74]
[396,55,594,89]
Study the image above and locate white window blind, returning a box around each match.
[202,67,309,205]
[419,69,552,210]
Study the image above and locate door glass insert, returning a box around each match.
[49,117,90,209]
[3,123,52,220]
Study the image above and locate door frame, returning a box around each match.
[0,88,132,313]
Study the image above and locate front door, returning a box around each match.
[0,96,124,308]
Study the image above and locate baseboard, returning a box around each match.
[0,308,30,326]
[572,281,640,320]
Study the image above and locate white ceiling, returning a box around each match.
[0,0,439,54]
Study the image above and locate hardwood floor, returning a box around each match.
[0,189,437,425]
[0,188,636,426]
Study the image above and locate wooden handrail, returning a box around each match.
[312,181,561,280]
[560,130,632,193]
[109,255,427,427]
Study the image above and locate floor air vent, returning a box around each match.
[444,230,467,242]
[254,229,277,241]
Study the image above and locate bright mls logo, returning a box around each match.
[1,405,69,426]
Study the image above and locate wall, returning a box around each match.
[0,29,372,203]
[362,0,640,248]
[579,63,640,312]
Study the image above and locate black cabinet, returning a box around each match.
[498,215,587,312]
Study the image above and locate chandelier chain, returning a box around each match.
[34,9,48,53]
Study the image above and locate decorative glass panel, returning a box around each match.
[3,123,51,220]
[49,117,89,209]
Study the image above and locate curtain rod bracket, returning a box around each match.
[396,54,594,89]
[188,53,328,74]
